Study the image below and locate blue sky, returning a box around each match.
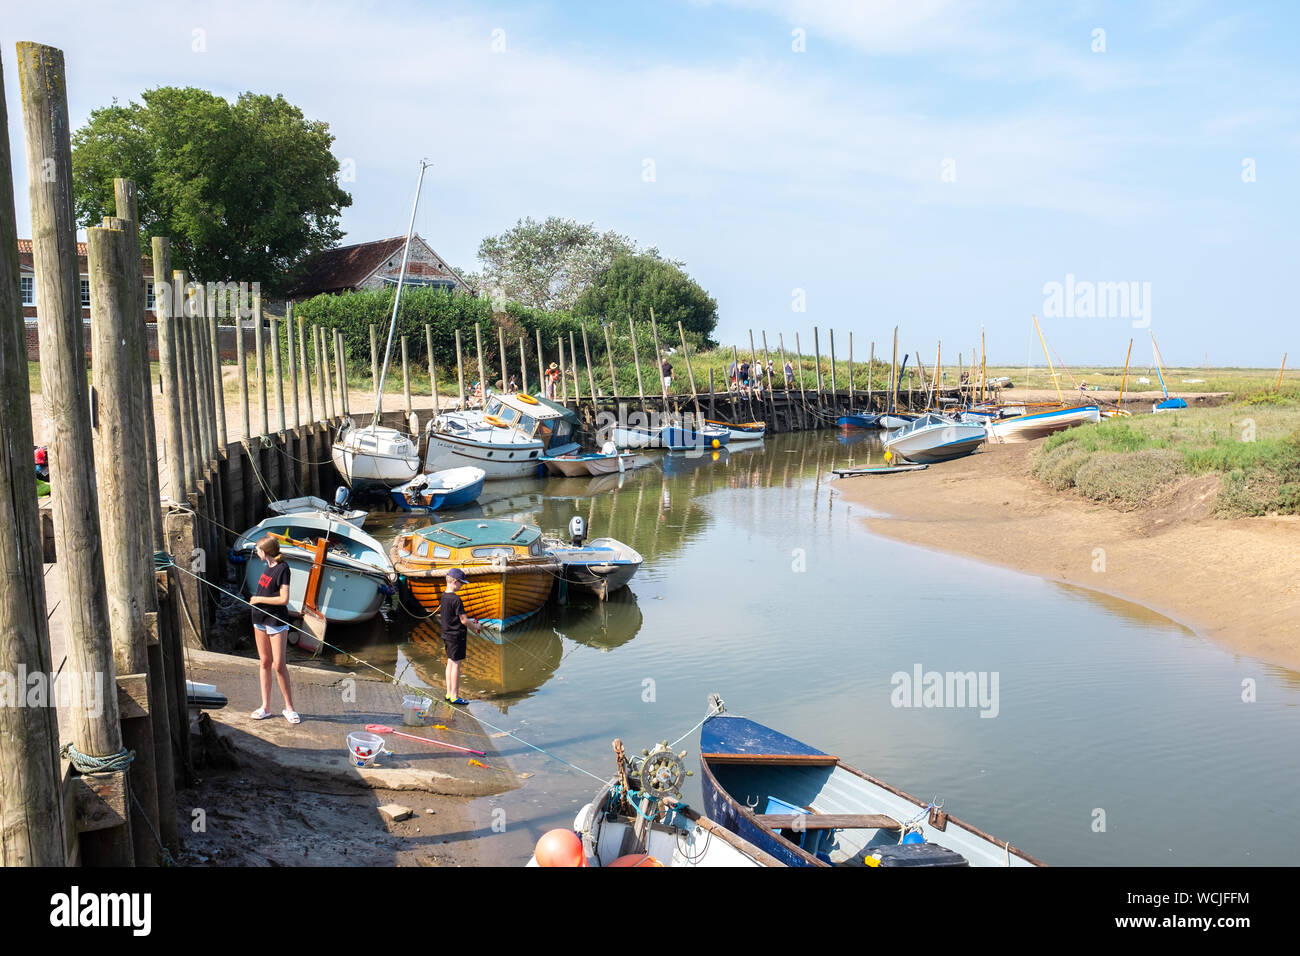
[4,1,1296,366]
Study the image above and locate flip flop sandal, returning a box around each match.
[250,707,272,720]
[283,709,301,724]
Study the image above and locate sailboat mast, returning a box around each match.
[1117,338,1133,409]
[1032,314,1062,405]
[1150,330,1170,400]
[372,160,430,429]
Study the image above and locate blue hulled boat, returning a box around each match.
[389,466,485,512]
[698,695,1044,868]
[836,412,880,429]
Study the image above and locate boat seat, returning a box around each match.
[755,813,902,831]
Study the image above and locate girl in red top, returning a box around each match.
[249,535,300,724]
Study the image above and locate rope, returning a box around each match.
[61,743,134,774]
[127,781,177,867]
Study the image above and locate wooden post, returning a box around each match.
[569,330,581,401]
[401,334,412,417]
[761,331,775,423]
[181,276,212,469]
[629,316,645,399]
[152,239,184,505]
[311,324,324,421]
[678,321,701,423]
[708,368,715,419]
[778,334,789,392]
[603,323,618,398]
[254,293,268,436]
[650,308,667,401]
[207,292,228,464]
[474,323,487,403]
[518,335,528,396]
[287,302,299,431]
[298,316,312,423]
[370,323,379,404]
[336,328,349,417]
[498,325,509,392]
[829,329,838,401]
[271,316,286,434]
[582,326,598,400]
[848,332,854,410]
[318,326,332,420]
[176,271,206,493]
[813,327,824,399]
[559,336,568,403]
[868,342,875,411]
[454,328,466,409]
[427,324,439,414]
[534,328,544,396]
[236,290,250,440]
[88,222,165,865]
[795,332,807,408]
[0,56,66,863]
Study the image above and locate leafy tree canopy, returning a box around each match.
[474,216,680,312]
[72,87,351,290]
[574,253,718,345]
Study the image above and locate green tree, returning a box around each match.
[475,216,679,311]
[72,87,351,289]
[574,254,718,345]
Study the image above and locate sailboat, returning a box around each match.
[1102,339,1134,418]
[331,162,429,491]
[1150,332,1187,413]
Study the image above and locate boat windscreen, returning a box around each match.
[485,397,502,417]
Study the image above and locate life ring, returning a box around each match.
[516,393,539,405]
[484,414,507,428]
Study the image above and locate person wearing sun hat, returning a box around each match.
[544,362,560,399]
[440,567,482,705]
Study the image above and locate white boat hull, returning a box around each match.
[423,432,545,479]
[331,423,420,489]
[986,405,1101,443]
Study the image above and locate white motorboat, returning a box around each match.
[543,518,642,599]
[424,392,581,479]
[268,489,367,527]
[983,404,1100,443]
[331,420,420,491]
[882,414,987,464]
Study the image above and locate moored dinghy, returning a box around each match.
[698,695,1044,867]
[389,466,486,512]
[544,516,642,599]
[530,739,781,867]
[704,419,766,442]
[268,487,367,528]
[882,413,987,464]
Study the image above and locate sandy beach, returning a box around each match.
[832,441,1300,674]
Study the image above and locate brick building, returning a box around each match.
[285,234,471,298]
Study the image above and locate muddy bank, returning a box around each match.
[832,441,1300,673]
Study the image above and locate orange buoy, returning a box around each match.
[608,853,663,867]
[535,829,586,867]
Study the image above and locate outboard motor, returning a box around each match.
[568,515,586,547]
[333,486,351,513]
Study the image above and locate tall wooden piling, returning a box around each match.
[534,328,544,397]
[474,323,487,401]
[813,327,824,400]
[370,323,380,405]
[678,321,701,422]
[176,271,204,492]
[649,308,667,401]
[498,325,509,391]
[153,240,183,503]
[559,336,568,403]
[0,55,65,863]
[629,316,645,399]
[299,316,312,424]
[236,290,250,441]
[518,335,528,396]
[794,332,807,416]
[254,294,268,436]
[582,326,597,400]
[428,325,439,414]
[319,326,334,420]
[88,223,163,865]
[271,316,286,435]
[287,302,299,431]
[335,328,349,417]
[829,329,838,401]
[569,330,581,401]
[848,332,854,410]
[206,290,227,452]
[603,324,618,399]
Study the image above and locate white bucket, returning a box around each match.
[347,731,384,768]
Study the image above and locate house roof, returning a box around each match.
[17,238,153,275]
[285,235,411,297]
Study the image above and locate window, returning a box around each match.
[20,276,34,306]
[80,278,90,309]
[146,282,155,310]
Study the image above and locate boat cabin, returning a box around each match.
[393,519,545,564]
[436,392,581,456]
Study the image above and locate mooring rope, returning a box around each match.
[61,742,134,774]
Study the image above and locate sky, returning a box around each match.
[3,0,1296,366]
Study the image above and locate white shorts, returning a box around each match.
[257,622,290,636]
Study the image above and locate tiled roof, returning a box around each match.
[284,235,410,297]
[18,238,89,257]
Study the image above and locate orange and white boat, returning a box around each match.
[390,519,560,633]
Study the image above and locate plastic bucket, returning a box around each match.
[346,731,384,768]
[401,694,432,726]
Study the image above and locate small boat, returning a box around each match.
[544,517,642,599]
[1153,397,1187,413]
[426,392,581,479]
[232,513,395,625]
[186,680,227,710]
[390,518,560,630]
[882,413,986,464]
[836,413,880,429]
[268,489,367,528]
[331,419,421,491]
[1149,331,1186,413]
[877,413,917,430]
[530,739,782,867]
[699,695,1044,867]
[832,464,928,477]
[704,420,766,442]
[983,404,1100,443]
[389,466,486,512]
[542,442,642,477]
[612,420,729,450]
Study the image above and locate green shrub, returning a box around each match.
[1032,444,1092,490]
[1073,449,1186,510]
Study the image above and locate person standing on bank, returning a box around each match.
[661,356,673,392]
[440,567,482,705]
[249,536,300,724]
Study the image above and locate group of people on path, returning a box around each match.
[729,358,794,396]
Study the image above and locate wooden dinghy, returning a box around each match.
[390,519,560,631]
[528,739,782,867]
[698,695,1044,868]
[831,464,928,477]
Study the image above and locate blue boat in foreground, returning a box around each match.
[698,695,1044,867]
[389,466,485,512]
